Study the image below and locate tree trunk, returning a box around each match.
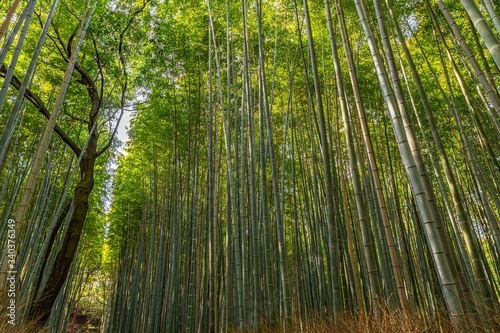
[28,138,96,326]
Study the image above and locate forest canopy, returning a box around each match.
[2,0,500,332]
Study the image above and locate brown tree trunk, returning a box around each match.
[28,73,100,326]
[28,147,96,326]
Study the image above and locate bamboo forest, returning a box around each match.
[4,0,500,332]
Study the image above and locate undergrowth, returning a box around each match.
[229,306,500,333]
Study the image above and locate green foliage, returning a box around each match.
[3,0,500,331]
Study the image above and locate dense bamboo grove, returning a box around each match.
[2,0,500,332]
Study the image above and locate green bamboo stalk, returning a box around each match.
[458,0,500,70]
[354,0,464,318]
[0,1,91,293]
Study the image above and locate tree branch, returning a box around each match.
[1,64,82,156]
[53,26,71,58]
[91,33,105,107]
[97,1,151,157]
[96,108,124,157]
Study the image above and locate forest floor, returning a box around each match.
[1,307,500,332]
[228,308,500,333]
